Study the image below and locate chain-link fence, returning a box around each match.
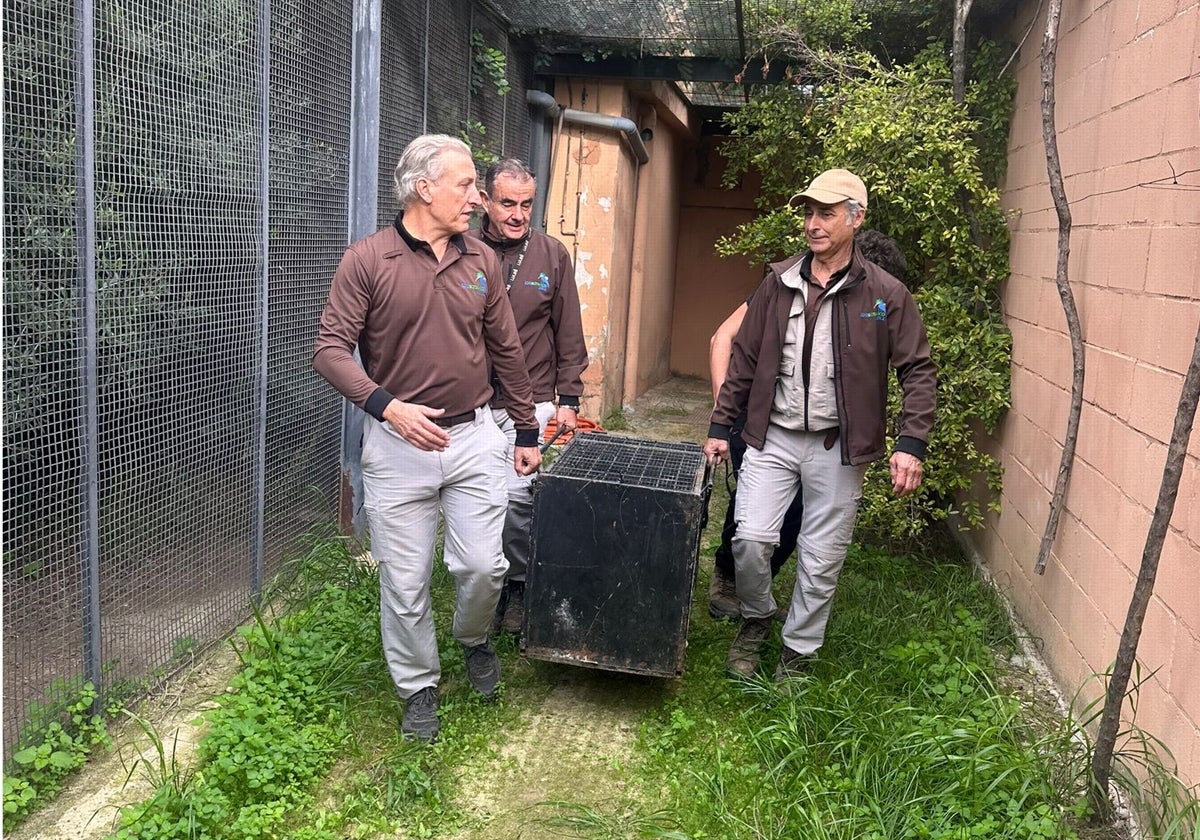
[3,0,538,759]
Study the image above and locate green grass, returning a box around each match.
[21,503,1196,839]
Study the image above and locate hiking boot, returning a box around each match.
[501,581,525,635]
[490,584,509,636]
[774,645,815,681]
[401,686,440,743]
[707,565,739,621]
[727,616,773,678]
[463,640,501,700]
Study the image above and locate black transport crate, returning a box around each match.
[523,432,709,677]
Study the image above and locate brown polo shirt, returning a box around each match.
[313,217,539,445]
[469,219,588,409]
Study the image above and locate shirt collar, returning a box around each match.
[394,212,468,256]
[799,252,852,289]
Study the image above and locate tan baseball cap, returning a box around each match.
[789,168,868,209]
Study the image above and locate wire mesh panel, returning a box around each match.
[378,0,429,226]
[264,0,352,579]
[89,0,265,703]
[502,44,536,163]
[525,433,709,677]
[548,434,708,494]
[487,0,746,59]
[426,0,472,138]
[469,10,511,160]
[2,0,88,757]
[2,0,540,762]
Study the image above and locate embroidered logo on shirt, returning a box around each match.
[460,270,488,296]
[860,298,888,320]
[525,273,550,292]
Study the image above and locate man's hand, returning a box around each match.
[514,445,542,476]
[889,451,924,497]
[382,399,451,452]
[555,404,579,433]
[703,437,730,467]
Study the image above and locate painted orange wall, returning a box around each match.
[625,93,685,403]
[539,84,769,413]
[545,79,640,419]
[967,0,1200,786]
[669,136,764,381]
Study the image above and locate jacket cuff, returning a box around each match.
[557,395,580,409]
[515,428,540,448]
[894,435,927,462]
[364,387,395,422]
[707,422,732,441]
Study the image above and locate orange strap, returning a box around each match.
[543,415,604,446]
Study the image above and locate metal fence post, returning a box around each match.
[75,0,102,703]
[251,0,272,599]
[340,0,382,537]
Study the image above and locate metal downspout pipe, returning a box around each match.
[526,89,649,231]
[526,89,652,411]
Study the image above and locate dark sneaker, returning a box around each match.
[707,566,739,621]
[774,645,815,681]
[402,686,440,743]
[463,640,501,699]
[501,582,525,634]
[727,616,773,678]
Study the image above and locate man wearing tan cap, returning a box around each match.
[703,168,936,680]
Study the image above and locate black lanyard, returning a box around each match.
[504,238,530,293]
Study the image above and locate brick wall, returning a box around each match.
[967,0,1200,786]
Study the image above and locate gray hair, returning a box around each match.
[844,198,864,224]
[485,159,535,194]
[393,135,472,207]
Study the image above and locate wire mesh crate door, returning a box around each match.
[524,434,708,677]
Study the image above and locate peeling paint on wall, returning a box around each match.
[598,196,612,213]
[575,251,594,288]
[599,264,609,282]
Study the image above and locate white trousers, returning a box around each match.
[361,407,510,699]
[732,425,867,655]
[493,401,556,581]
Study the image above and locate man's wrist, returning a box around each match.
[707,423,732,441]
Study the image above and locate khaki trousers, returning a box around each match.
[732,425,867,655]
[493,402,555,581]
[361,407,509,699]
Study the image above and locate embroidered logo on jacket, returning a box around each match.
[525,273,550,292]
[460,270,488,296]
[860,298,888,320]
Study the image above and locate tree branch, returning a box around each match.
[1034,0,1085,575]
[1088,312,1200,818]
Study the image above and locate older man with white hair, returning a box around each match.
[314,134,541,742]
[703,168,936,681]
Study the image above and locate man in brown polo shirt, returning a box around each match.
[314,135,542,743]
[468,159,588,636]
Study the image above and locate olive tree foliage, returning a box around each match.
[718,21,1016,541]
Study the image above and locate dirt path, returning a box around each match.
[8,378,716,840]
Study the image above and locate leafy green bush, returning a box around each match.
[105,543,381,840]
[3,681,113,828]
[718,42,1016,541]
